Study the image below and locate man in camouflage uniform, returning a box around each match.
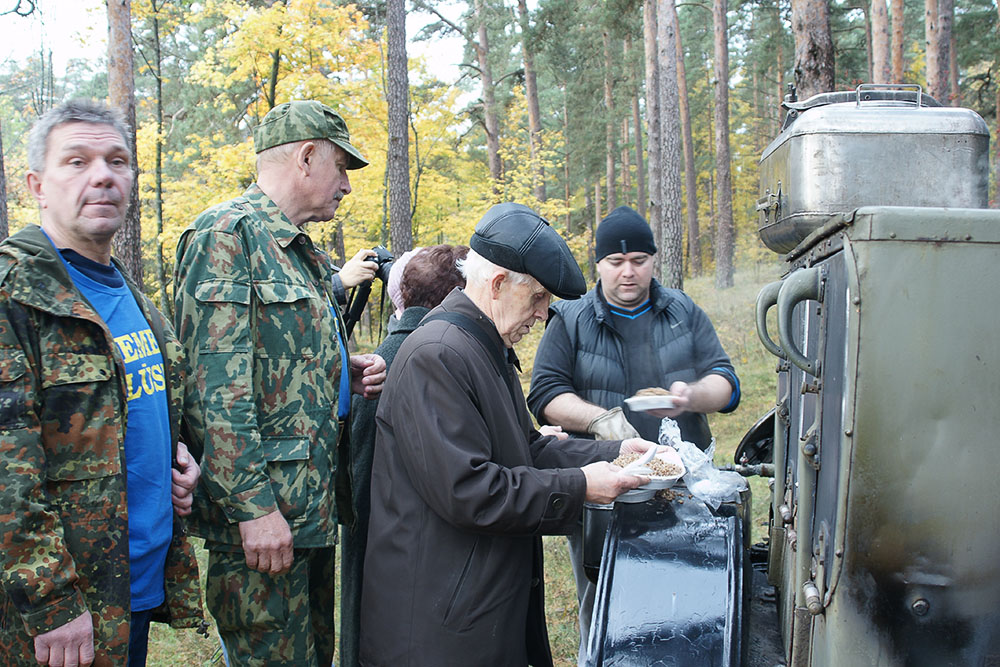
[173,99,386,666]
[0,100,204,667]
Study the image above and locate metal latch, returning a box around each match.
[756,181,782,223]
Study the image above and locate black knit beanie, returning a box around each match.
[595,206,657,261]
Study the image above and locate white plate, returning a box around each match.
[624,395,676,412]
[615,487,656,503]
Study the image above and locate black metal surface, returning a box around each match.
[585,494,749,667]
[583,502,613,584]
[735,408,775,465]
[814,251,846,593]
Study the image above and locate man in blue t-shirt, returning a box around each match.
[55,247,178,664]
[0,100,203,667]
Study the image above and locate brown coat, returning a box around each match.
[360,289,619,666]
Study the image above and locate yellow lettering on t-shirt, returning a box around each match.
[149,363,166,393]
[116,334,138,364]
[114,328,161,364]
[125,371,142,401]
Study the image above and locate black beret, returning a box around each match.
[595,206,657,261]
[470,203,587,300]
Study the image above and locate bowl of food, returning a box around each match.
[613,446,686,492]
[624,387,676,412]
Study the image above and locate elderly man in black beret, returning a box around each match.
[360,203,655,666]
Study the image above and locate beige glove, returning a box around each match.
[587,407,640,441]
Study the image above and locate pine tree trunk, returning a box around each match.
[474,0,502,189]
[387,0,413,253]
[518,0,546,201]
[604,31,617,211]
[948,27,959,105]
[713,0,734,289]
[563,89,572,230]
[934,0,953,102]
[264,0,288,109]
[995,1,1000,206]
[643,0,662,278]
[790,0,835,100]
[630,54,646,219]
[0,118,8,241]
[657,0,684,290]
[621,117,631,207]
[107,0,143,288]
[863,3,873,82]
[671,0,700,276]
[891,0,904,82]
[591,181,600,281]
[924,0,939,98]
[152,5,168,314]
[776,2,785,132]
[871,0,890,83]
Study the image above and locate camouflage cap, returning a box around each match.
[253,100,369,169]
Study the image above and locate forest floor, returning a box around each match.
[146,259,786,666]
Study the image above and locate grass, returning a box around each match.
[145,260,785,666]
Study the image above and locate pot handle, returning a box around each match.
[755,280,785,359]
[777,267,825,377]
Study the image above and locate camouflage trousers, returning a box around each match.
[207,546,335,667]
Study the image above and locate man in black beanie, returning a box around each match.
[527,205,741,664]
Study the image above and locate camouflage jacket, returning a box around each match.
[0,226,203,666]
[174,184,347,548]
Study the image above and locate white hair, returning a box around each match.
[458,249,534,288]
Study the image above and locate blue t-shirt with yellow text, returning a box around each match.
[60,249,173,613]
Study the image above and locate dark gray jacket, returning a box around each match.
[360,289,618,666]
[527,280,739,448]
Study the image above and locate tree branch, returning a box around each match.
[1,0,35,17]
[411,0,474,44]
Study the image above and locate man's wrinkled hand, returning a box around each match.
[350,353,386,398]
[34,612,95,667]
[587,406,640,440]
[171,441,200,517]
[581,461,649,504]
[338,248,378,289]
[239,510,294,575]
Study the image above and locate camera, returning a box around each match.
[370,245,395,283]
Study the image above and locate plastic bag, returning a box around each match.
[658,417,747,510]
